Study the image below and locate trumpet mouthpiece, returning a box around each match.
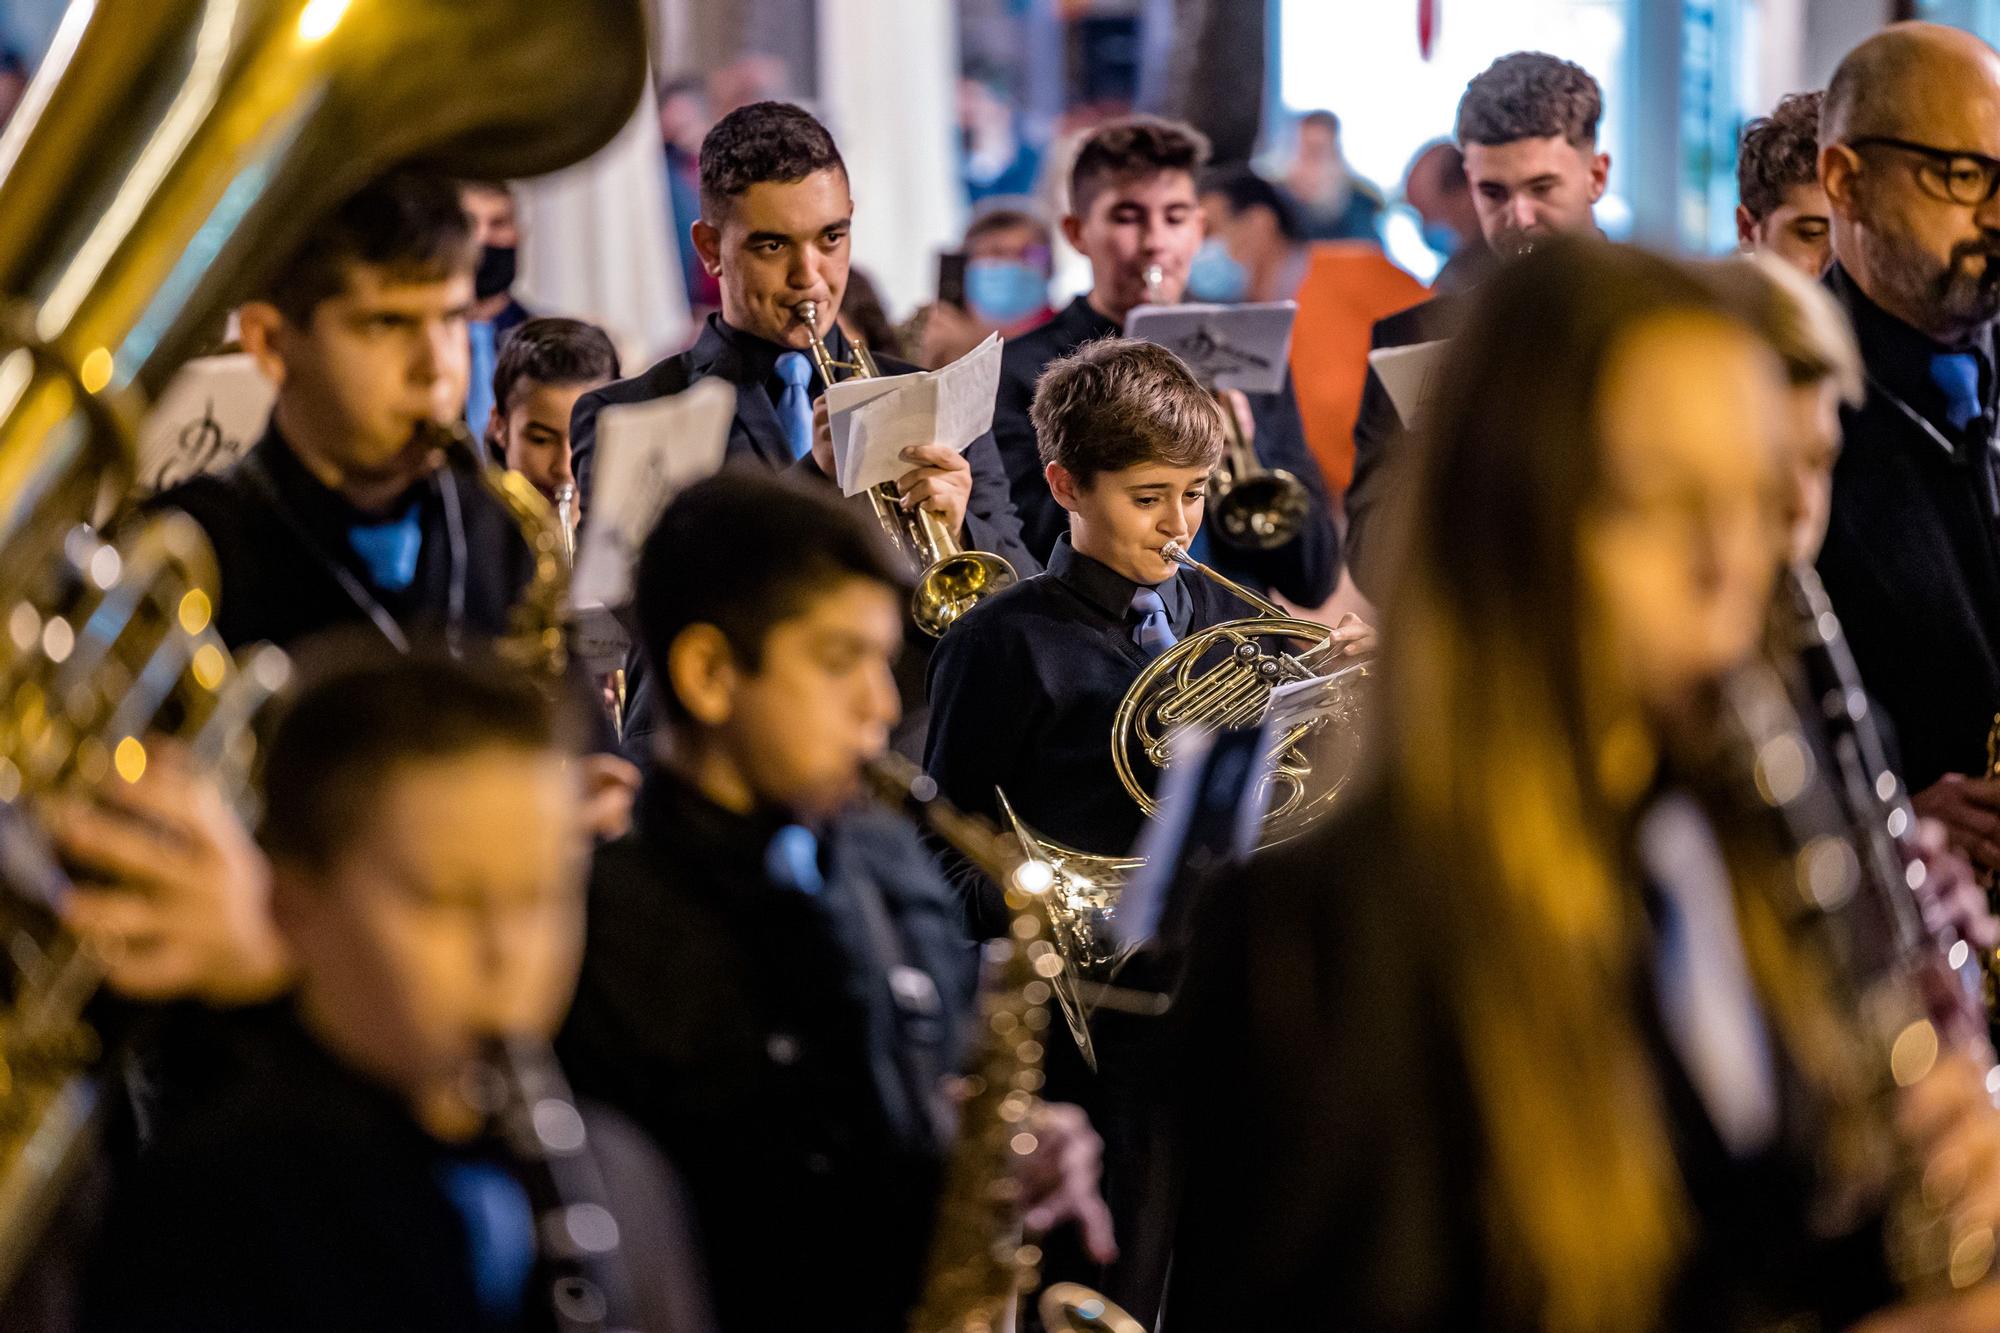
[796,300,819,328]
[1161,540,1192,565]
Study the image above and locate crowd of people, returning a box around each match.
[14,12,2000,1333]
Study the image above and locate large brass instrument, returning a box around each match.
[863,753,1142,1333]
[999,539,1372,1034]
[796,298,1017,636]
[0,0,645,1292]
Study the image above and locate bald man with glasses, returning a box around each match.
[1817,22,2000,874]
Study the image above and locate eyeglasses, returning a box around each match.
[1847,135,2000,206]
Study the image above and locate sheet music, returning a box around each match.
[828,333,1003,497]
[1124,301,1297,395]
[135,353,275,495]
[1367,338,1451,427]
[571,378,735,610]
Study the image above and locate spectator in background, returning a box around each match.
[959,65,1043,204]
[1282,110,1386,242]
[1403,138,1494,291]
[1198,166,1426,493]
[659,74,720,314]
[458,179,532,440]
[1735,90,1832,278]
[918,205,1057,369]
[707,52,790,119]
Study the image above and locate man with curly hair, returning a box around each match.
[1345,51,1609,599]
[1735,91,1831,277]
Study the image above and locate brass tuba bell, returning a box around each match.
[0,0,647,1293]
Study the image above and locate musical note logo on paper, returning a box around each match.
[1123,301,1297,396]
[136,353,275,494]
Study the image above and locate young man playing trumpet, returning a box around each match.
[568,101,1037,760]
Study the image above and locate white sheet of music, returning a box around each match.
[572,377,735,612]
[826,332,1003,497]
[134,353,276,495]
[1124,301,1297,394]
[1368,338,1452,427]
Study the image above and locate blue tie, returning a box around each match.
[434,1160,536,1324]
[765,823,825,895]
[1130,586,1177,656]
[1931,351,1985,434]
[774,351,815,459]
[347,502,423,592]
[465,320,499,438]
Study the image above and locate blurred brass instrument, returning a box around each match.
[997,539,1371,1038]
[1207,392,1311,552]
[862,753,1141,1333]
[796,299,1017,636]
[0,0,645,1294]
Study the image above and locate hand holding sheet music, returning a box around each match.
[825,333,1004,497]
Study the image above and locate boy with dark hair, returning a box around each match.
[483,315,621,507]
[1734,90,1831,278]
[84,642,709,1332]
[556,466,1111,1333]
[568,99,1036,761]
[1346,51,1612,599]
[991,115,1339,608]
[152,169,538,654]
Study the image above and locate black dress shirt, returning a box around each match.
[85,1010,709,1333]
[570,314,1039,765]
[992,295,1340,606]
[1343,291,1466,601]
[149,424,536,654]
[923,535,1243,871]
[1816,264,2000,793]
[555,768,976,1333]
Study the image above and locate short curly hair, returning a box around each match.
[1032,337,1224,485]
[698,100,847,221]
[1068,115,1211,217]
[1455,52,1603,149]
[1735,91,1823,222]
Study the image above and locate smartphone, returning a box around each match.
[936,250,968,310]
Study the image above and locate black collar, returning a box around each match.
[249,423,435,528]
[1051,294,1122,342]
[1046,532,1190,626]
[633,762,803,902]
[1829,262,1997,432]
[693,312,859,399]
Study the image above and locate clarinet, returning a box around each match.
[467,1035,639,1333]
[1781,566,1992,1051]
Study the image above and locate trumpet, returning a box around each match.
[795,300,1017,636]
[554,481,579,566]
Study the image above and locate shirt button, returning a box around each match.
[766,1033,801,1066]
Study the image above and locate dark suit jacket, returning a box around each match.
[570,315,1038,763]
[1343,292,1464,601]
[1816,264,2000,794]
[993,295,1341,606]
[558,769,975,1333]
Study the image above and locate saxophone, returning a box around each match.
[0,0,646,1295]
[862,753,1142,1333]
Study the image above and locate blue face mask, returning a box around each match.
[1186,238,1249,304]
[965,259,1048,324]
[1421,220,1462,257]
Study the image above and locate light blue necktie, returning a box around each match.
[347,502,423,592]
[465,320,498,438]
[433,1160,536,1324]
[765,823,825,896]
[774,351,815,460]
[1130,585,1177,656]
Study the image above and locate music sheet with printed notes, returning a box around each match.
[1367,338,1452,428]
[134,353,276,496]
